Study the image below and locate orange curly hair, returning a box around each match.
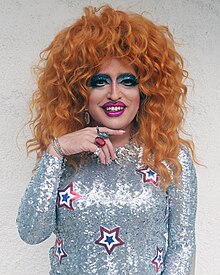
[27,5,194,190]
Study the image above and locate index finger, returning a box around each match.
[97,127,126,136]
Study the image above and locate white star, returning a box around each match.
[58,182,81,210]
[95,226,124,254]
[136,166,159,187]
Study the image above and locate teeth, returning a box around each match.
[105,106,124,112]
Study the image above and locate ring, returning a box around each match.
[96,126,109,139]
[94,147,101,156]
[95,136,106,147]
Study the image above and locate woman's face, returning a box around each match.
[88,58,140,131]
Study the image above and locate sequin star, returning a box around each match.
[151,246,164,272]
[136,166,159,187]
[58,182,81,210]
[95,226,125,255]
[54,239,68,265]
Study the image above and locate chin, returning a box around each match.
[91,115,133,130]
[103,122,132,131]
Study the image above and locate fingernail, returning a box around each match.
[105,159,111,165]
[110,155,116,160]
[118,130,126,133]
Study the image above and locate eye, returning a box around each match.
[121,78,138,86]
[117,73,139,87]
[88,74,111,88]
[94,79,108,87]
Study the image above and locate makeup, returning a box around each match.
[102,101,126,117]
[88,74,111,88]
[117,73,139,87]
[88,73,138,88]
[87,58,140,129]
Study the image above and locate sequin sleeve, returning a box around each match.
[162,147,197,275]
[16,152,64,245]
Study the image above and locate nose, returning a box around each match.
[107,81,121,101]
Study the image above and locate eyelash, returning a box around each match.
[118,77,138,86]
[89,78,109,88]
[88,75,110,88]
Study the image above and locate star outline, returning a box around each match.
[136,166,159,187]
[54,239,68,265]
[57,182,81,210]
[95,225,125,255]
[151,245,164,272]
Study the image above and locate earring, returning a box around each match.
[84,108,90,125]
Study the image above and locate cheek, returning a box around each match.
[88,91,104,115]
[88,91,100,106]
[130,91,140,110]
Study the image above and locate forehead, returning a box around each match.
[99,58,136,76]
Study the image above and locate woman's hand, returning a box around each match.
[47,127,125,164]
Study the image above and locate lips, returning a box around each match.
[102,101,126,117]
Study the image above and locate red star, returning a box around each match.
[58,182,81,210]
[54,239,68,265]
[151,246,164,272]
[136,166,159,187]
[95,226,125,255]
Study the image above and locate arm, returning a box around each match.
[162,147,197,275]
[16,127,125,244]
[16,152,64,244]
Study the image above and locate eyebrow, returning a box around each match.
[116,73,138,81]
[94,73,137,79]
[93,73,111,79]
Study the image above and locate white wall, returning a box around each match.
[1,0,219,274]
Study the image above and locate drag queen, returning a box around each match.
[17,5,197,275]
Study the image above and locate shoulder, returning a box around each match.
[178,145,193,164]
[177,145,197,191]
[166,146,197,193]
[178,145,196,176]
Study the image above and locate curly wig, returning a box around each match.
[27,5,194,190]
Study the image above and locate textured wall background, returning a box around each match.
[0,0,219,274]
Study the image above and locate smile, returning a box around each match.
[105,106,125,112]
[102,101,126,117]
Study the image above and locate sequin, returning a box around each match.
[17,145,197,274]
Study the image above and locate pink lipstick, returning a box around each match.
[102,101,126,117]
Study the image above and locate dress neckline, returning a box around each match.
[80,143,144,168]
[114,143,144,167]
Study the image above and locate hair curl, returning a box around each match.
[27,5,195,190]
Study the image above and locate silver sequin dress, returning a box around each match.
[17,144,197,275]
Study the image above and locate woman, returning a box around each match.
[17,5,197,275]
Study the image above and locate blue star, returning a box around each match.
[147,170,155,177]
[158,255,162,262]
[62,193,70,202]
[57,247,61,255]
[105,236,114,245]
